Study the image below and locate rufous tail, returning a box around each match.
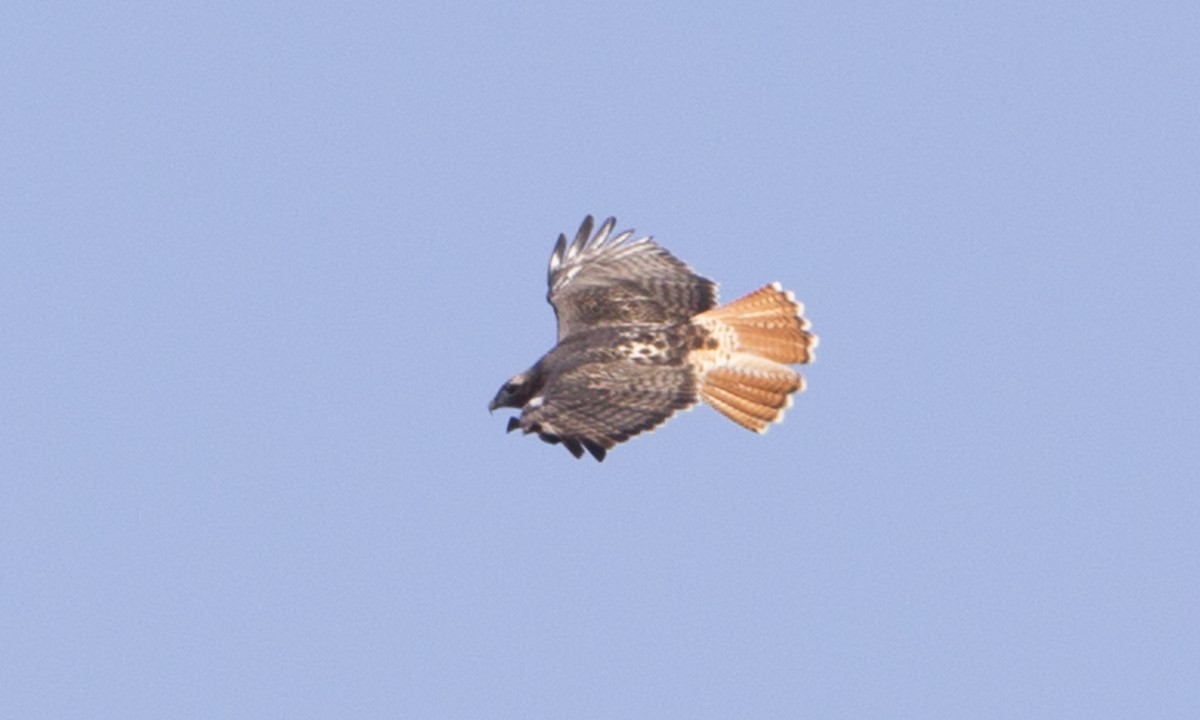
[690,283,817,432]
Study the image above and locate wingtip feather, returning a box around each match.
[568,216,595,260]
[592,217,617,248]
[548,233,567,277]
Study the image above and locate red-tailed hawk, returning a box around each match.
[489,216,817,461]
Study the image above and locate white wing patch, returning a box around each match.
[618,339,671,363]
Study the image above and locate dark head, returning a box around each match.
[488,368,543,412]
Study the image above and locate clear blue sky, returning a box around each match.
[3,2,1197,717]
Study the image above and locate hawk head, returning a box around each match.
[488,369,543,412]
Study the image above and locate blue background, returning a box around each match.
[4,2,1197,717]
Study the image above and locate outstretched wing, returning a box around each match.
[547,216,717,341]
[508,361,699,461]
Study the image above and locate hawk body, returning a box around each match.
[490,216,817,461]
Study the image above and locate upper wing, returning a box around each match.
[547,216,717,341]
[510,360,699,461]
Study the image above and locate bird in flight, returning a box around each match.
[489,216,817,461]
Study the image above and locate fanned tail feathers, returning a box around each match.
[691,283,817,432]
